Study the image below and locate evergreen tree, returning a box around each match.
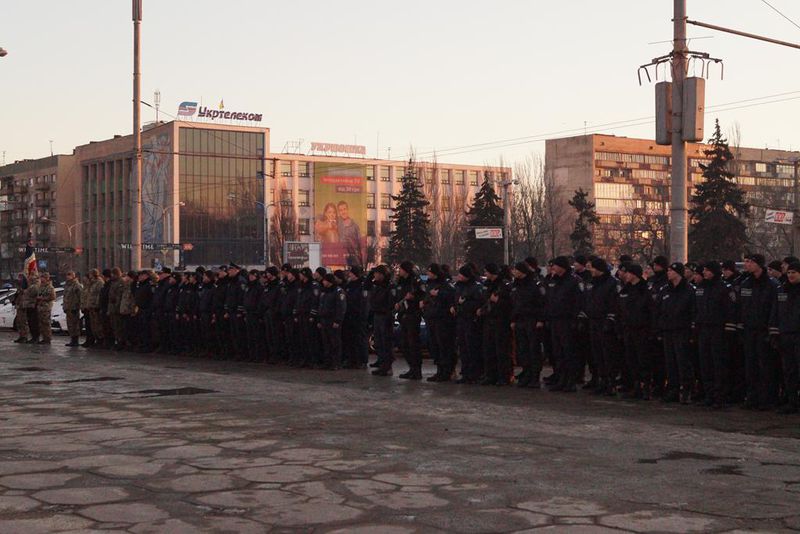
[387,159,432,266]
[568,187,599,256]
[464,174,504,265]
[689,119,749,260]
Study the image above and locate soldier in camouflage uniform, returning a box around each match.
[107,267,125,350]
[23,273,41,344]
[118,271,137,351]
[63,271,83,346]
[86,269,105,348]
[13,274,29,343]
[36,272,56,344]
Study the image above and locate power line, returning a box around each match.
[761,0,800,32]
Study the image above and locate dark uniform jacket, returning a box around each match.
[134,280,154,311]
[369,279,393,315]
[318,285,347,324]
[770,281,800,335]
[344,278,369,324]
[617,279,652,329]
[225,274,247,315]
[394,275,423,321]
[544,272,582,321]
[481,277,512,322]
[243,279,264,316]
[454,279,483,321]
[259,280,281,320]
[152,278,170,314]
[164,282,180,317]
[693,277,736,329]
[738,271,778,331]
[176,283,198,318]
[657,279,695,331]
[198,282,214,315]
[294,280,319,319]
[510,274,546,323]
[584,273,619,324]
[422,279,456,324]
[279,280,299,319]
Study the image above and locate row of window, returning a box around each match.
[274,161,494,187]
[595,152,671,166]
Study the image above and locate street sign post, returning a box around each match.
[474,227,503,239]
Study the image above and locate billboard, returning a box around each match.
[313,162,367,267]
[765,209,794,225]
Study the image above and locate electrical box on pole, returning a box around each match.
[655,81,673,146]
[682,77,705,142]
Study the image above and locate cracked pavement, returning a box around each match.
[0,331,799,533]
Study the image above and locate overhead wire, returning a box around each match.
[761,0,800,32]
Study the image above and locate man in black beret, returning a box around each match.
[394,261,425,379]
[370,264,395,375]
[544,256,582,392]
[770,262,800,414]
[658,262,696,404]
[341,265,369,369]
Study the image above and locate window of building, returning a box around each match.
[280,190,293,206]
[441,197,451,211]
[280,161,293,177]
[468,171,479,186]
[380,193,391,209]
[755,162,768,173]
[440,169,450,184]
[380,166,391,182]
[367,193,376,209]
[298,189,310,207]
[395,167,406,180]
[595,182,633,199]
[367,220,376,237]
[366,166,375,181]
[424,169,434,185]
[298,218,310,235]
[269,188,275,205]
[776,164,795,177]
[380,221,391,236]
[297,162,310,177]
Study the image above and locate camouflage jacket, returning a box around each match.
[36,282,56,312]
[63,279,83,312]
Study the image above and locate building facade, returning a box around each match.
[1,120,509,276]
[0,155,78,278]
[546,134,799,261]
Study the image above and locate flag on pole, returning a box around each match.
[218,99,224,110]
[23,241,37,275]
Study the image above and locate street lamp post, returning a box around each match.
[141,200,184,267]
[41,218,90,271]
[501,179,516,265]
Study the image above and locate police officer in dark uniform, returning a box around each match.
[294,268,320,367]
[395,261,425,380]
[225,264,248,359]
[423,263,456,382]
[452,264,484,384]
[133,270,155,353]
[280,266,300,365]
[573,256,595,388]
[658,262,695,404]
[198,270,216,357]
[370,265,395,376]
[721,259,747,403]
[243,269,265,362]
[479,264,513,386]
[693,261,737,408]
[769,261,800,414]
[342,266,369,369]
[544,256,582,392]
[510,261,547,388]
[618,264,653,399]
[584,258,621,396]
[647,255,670,397]
[261,266,282,364]
[739,253,780,410]
[161,273,181,354]
[176,272,199,356]
[211,266,229,359]
[318,273,347,370]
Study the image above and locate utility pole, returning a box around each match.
[132,0,143,270]
[671,0,688,263]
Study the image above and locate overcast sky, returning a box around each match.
[2,0,800,168]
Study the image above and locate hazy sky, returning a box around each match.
[2,1,800,168]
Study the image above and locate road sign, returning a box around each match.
[119,243,183,250]
[17,246,76,254]
[765,209,794,225]
[474,227,503,239]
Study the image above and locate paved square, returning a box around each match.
[0,332,798,533]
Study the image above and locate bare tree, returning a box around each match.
[421,158,468,267]
[747,190,794,258]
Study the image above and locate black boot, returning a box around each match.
[66,337,79,347]
[371,366,393,376]
[13,336,27,343]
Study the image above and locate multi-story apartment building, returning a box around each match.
[546,134,799,261]
[0,155,78,278]
[1,120,509,276]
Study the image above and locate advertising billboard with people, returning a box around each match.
[313,162,367,268]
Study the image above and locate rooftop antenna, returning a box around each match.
[49,140,53,157]
[154,89,161,123]
[2,151,5,166]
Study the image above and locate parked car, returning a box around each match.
[0,288,65,332]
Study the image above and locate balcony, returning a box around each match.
[35,182,52,191]
[35,198,51,208]
[0,185,14,196]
